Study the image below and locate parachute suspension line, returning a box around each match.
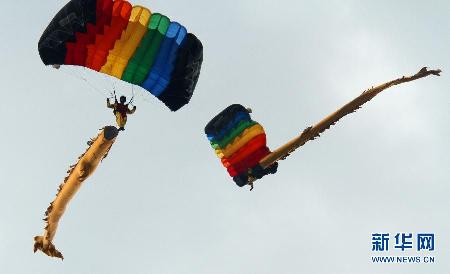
[129,84,135,106]
[112,78,119,96]
[94,73,115,99]
[81,66,111,93]
[73,66,108,98]
[59,67,106,98]
[75,66,115,99]
[76,67,105,94]
[132,84,153,105]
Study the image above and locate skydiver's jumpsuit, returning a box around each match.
[107,99,136,129]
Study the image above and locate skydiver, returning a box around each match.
[107,95,136,131]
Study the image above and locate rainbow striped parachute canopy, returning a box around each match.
[38,0,203,111]
[205,104,278,187]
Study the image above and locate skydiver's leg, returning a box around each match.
[115,113,121,128]
[115,113,127,130]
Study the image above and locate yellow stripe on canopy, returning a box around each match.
[215,124,265,158]
[100,6,151,78]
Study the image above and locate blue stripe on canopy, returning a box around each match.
[207,112,252,141]
[142,22,187,96]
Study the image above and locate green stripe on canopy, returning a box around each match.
[122,13,170,85]
[210,120,257,149]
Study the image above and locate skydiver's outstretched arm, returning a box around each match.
[107,98,115,109]
[127,105,137,115]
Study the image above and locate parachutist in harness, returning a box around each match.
[107,94,136,131]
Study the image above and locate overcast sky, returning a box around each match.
[0,0,449,273]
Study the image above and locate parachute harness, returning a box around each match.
[108,84,135,105]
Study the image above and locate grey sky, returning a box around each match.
[0,0,449,273]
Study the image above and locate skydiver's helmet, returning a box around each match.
[120,96,126,104]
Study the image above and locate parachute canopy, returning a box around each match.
[38,0,203,111]
[205,104,278,187]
